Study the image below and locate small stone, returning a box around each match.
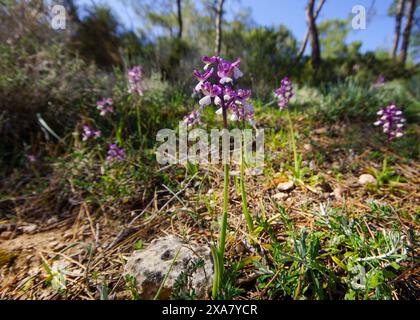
[314,127,328,135]
[277,181,294,191]
[272,192,288,200]
[63,232,73,240]
[19,224,37,233]
[49,241,59,248]
[0,231,13,240]
[358,174,377,185]
[333,187,343,200]
[124,235,213,300]
[303,144,313,152]
[47,217,59,225]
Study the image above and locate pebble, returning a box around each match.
[358,174,377,185]
[277,181,294,191]
[20,224,37,233]
[273,192,288,200]
[0,231,13,240]
[334,187,343,200]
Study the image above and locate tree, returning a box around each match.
[69,6,124,68]
[306,0,321,73]
[399,0,417,64]
[176,0,183,39]
[390,0,406,59]
[297,0,326,61]
[215,0,225,55]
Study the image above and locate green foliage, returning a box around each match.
[225,24,298,98]
[316,77,420,122]
[255,203,411,300]
[318,18,361,59]
[170,258,205,300]
[124,274,140,300]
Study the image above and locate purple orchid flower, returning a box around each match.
[185,55,254,127]
[82,125,101,141]
[183,110,202,127]
[199,82,223,107]
[217,57,243,84]
[26,154,36,163]
[202,56,218,69]
[193,68,214,82]
[372,74,385,88]
[127,66,144,96]
[106,144,125,162]
[274,77,294,110]
[96,98,113,116]
[374,104,405,143]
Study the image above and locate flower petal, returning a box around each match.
[199,95,212,107]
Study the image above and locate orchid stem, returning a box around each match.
[218,162,229,265]
[212,104,230,299]
[240,126,254,240]
[286,109,299,177]
[135,99,142,146]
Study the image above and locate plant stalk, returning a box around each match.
[240,126,254,237]
[286,109,299,176]
[135,98,142,146]
[212,103,229,299]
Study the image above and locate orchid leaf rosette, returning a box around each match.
[185,56,254,299]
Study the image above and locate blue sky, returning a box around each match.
[236,0,395,52]
[75,0,395,53]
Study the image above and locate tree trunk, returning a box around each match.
[399,0,417,64]
[391,0,406,59]
[306,0,321,72]
[176,0,183,39]
[215,0,225,56]
[297,0,326,61]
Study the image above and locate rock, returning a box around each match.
[272,192,288,200]
[0,231,13,240]
[124,235,213,299]
[303,144,313,152]
[47,217,59,225]
[314,127,328,135]
[358,174,377,185]
[277,181,294,191]
[19,224,37,233]
[333,187,343,200]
